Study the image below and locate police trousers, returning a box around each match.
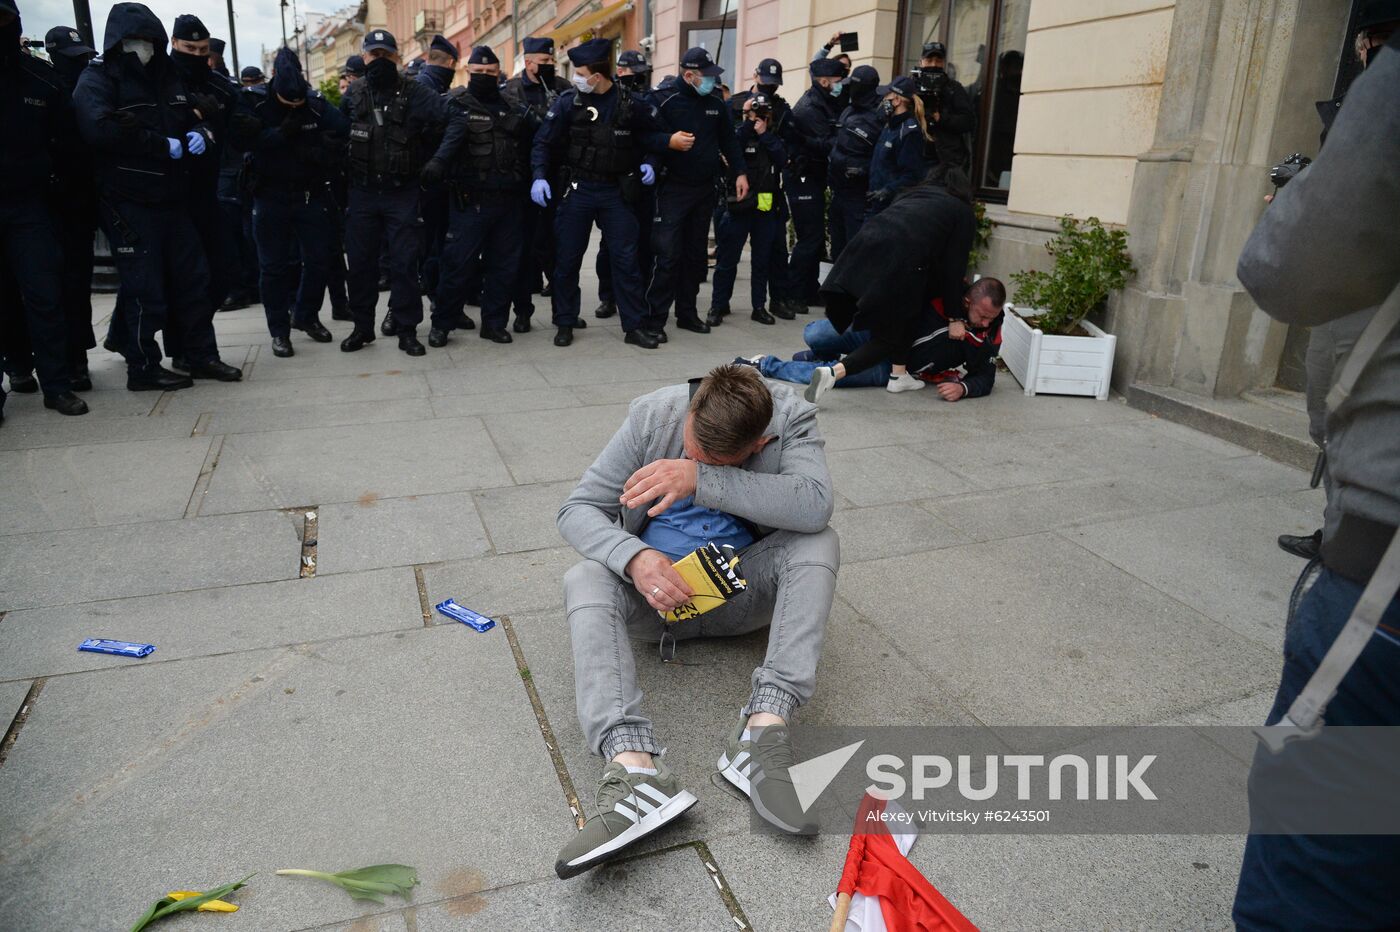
[345,184,423,335]
[438,192,524,333]
[253,188,337,339]
[646,179,715,328]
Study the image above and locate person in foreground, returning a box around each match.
[554,365,839,878]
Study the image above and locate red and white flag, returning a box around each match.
[828,794,978,932]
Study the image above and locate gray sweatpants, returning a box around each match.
[564,527,840,760]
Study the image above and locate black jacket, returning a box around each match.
[0,50,78,199]
[433,86,537,192]
[789,83,845,181]
[502,71,569,121]
[73,4,213,205]
[652,80,746,184]
[827,101,881,191]
[241,86,349,192]
[908,296,1002,398]
[923,73,973,170]
[822,184,974,343]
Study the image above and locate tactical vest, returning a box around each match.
[741,135,779,195]
[448,89,527,186]
[564,91,637,182]
[348,81,421,186]
[830,108,879,189]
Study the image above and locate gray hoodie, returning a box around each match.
[1236,39,1400,577]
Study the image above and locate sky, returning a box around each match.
[20,0,327,70]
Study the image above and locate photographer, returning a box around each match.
[914,41,973,175]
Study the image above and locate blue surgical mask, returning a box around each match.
[695,75,717,96]
[828,80,844,98]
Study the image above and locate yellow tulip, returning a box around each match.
[164,892,239,912]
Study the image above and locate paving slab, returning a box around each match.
[836,532,1280,732]
[480,404,629,484]
[425,362,548,397]
[472,481,574,554]
[829,502,970,563]
[0,626,567,931]
[1064,489,1325,648]
[0,568,422,682]
[570,378,674,406]
[315,492,491,575]
[201,398,434,436]
[826,445,967,507]
[0,679,33,731]
[200,417,513,515]
[246,342,460,381]
[159,372,431,415]
[429,388,581,419]
[412,845,734,931]
[0,511,301,611]
[419,547,582,618]
[0,437,213,535]
[0,399,196,451]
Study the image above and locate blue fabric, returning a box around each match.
[757,320,887,386]
[640,495,754,560]
[1233,567,1400,930]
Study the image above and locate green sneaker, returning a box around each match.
[718,718,818,835]
[554,760,698,879]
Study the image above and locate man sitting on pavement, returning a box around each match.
[740,277,1006,402]
[554,364,839,878]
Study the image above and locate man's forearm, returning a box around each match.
[557,500,649,578]
[693,460,834,534]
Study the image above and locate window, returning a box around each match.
[895,0,1028,201]
[682,0,739,84]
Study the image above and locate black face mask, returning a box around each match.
[366,56,398,89]
[617,72,648,91]
[921,64,945,75]
[851,85,878,108]
[52,54,93,84]
[877,99,896,120]
[536,63,555,85]
[172,50,209,81]
[468,72,499,97]
[756,82,779,96]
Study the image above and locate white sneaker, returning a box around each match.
[886,372,926,393]
[804,366,837,404]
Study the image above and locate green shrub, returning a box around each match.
[1010,216,1134,335]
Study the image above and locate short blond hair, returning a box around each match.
[689,365,773,458]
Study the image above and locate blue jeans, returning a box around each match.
[757,320,888,387]
[1233,566,1400,930]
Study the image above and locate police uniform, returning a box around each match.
[826,65,882,260]
[241,47,349,356]
[868,77,928,215]
[503,36,570,331]
[326,55,365,323]
[339,29,445,355]
[0,0,86,415]
[424,45,535,345]
[414,34,457,320]
[788,57,846,306]
[531,38,670,347]
[593,49,656,320]
[74,2,236,390]
[708,94,790,326]
[647,47,747,335]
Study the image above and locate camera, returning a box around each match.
[747,93,773,122]
[914,67,948,111]
[1269,152,1312,189]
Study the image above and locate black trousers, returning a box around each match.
[597,186,655,305]
[0,195,74,395]
[253,190,337,339]
[345,185,423,335]
[785,170,827,305]
[646,180,715,329]
[828,186,867,262]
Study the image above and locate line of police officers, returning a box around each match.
[1,0,973,421]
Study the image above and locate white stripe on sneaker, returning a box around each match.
[634,782,672,806]
[732,750,750,771]
[612,800,640,823]
[629,794,659,817]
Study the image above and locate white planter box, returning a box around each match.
[999,306,1117,400]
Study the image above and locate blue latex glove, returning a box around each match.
[530,178,552,207]
[184,130,206,155]
[640,164,655,186]
[167,137,183,160]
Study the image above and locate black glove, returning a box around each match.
[279,112,304,139]
[420,158,445,186]
[109,110,139,128]
[189,91,223,120]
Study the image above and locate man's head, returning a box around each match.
[522,35,554,80]
[170,13,210,57]
[920,40,946,70]
[680,45,724,95]
[754,57,782,92]
[567,38,613,93]
[616,48,650,89]
[427,33,458,67]
[965,277,1006,328]
[684,366,775,466]
[467,44,500,78]
[240,64,264,85]
[1355,0,1398,66]
[810,55,843,91]
[271,46,307,106]
[342,53,365,81]
[362,28,399,64]
[833,53,852,74]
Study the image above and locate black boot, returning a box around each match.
[513,317,532,334]
[379,315,395,336]
[295,320,334,343]
[331,306,353,321]
[479,326,513,344]
[271,336,295,357]
[44,391,90,415]
[706,307,729,327]
[340,329,375,352]
[676,316,711,334]
[624,329,660,349]
[428,328,449,348]
[127,367,193,391]
[1277,529,1322,560]
[554,325,574,347]
[398,332,427,356]
[71,366,93,392]
[188,360,244,382]
[772,301,797,321]
[750,306,776,325]
[594,301,617,319]
[7,372,39,393]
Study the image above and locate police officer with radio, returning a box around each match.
[826,64,881,260]
[75,1,236,391]
[788,56,846,307]
[531,37,670,348]
[646,47,748,336]
[339,28,445,356]
[421,45,535,346]
[415,34,459,330]
[915,41,973,175]
[505,36,570,333]
[242,47,349,358]
[593,48,656,321]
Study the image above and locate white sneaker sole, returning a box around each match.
[559,789,698,875]
[804,367,836,404]
[718,749,752,796]
[887,377,926,393]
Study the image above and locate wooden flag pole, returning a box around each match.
[829,891,852,932]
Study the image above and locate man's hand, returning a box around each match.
[752,116,768,135]
[828,31,842,49]
[735,174,750,201]
[669,131,696,152]
[626,548,694,612]
[936,381,967,402]
[948,320,968,341]
[621,458,698,517]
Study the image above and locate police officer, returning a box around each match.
[707,92,789,327]
[788,56,845,307]
[240,65,264,86]
[339,28,445,355]
[868,76,929,214]
[75,1,239,390]
[241,47,349,357]
[531,37,669,348]
[914,41,973,176]
[418,33,458,93]
[647,47,747,336]
[420,45,534,346]
[504,36,569,333]
[43,25,99,392]
[208,37,229,77]
[415,34,458,331]
[593,48,655,321]
[0,0,87,416]
[826,64,881,260]
[327,55,364,324]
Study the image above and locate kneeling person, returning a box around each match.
[555,365,839,877]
